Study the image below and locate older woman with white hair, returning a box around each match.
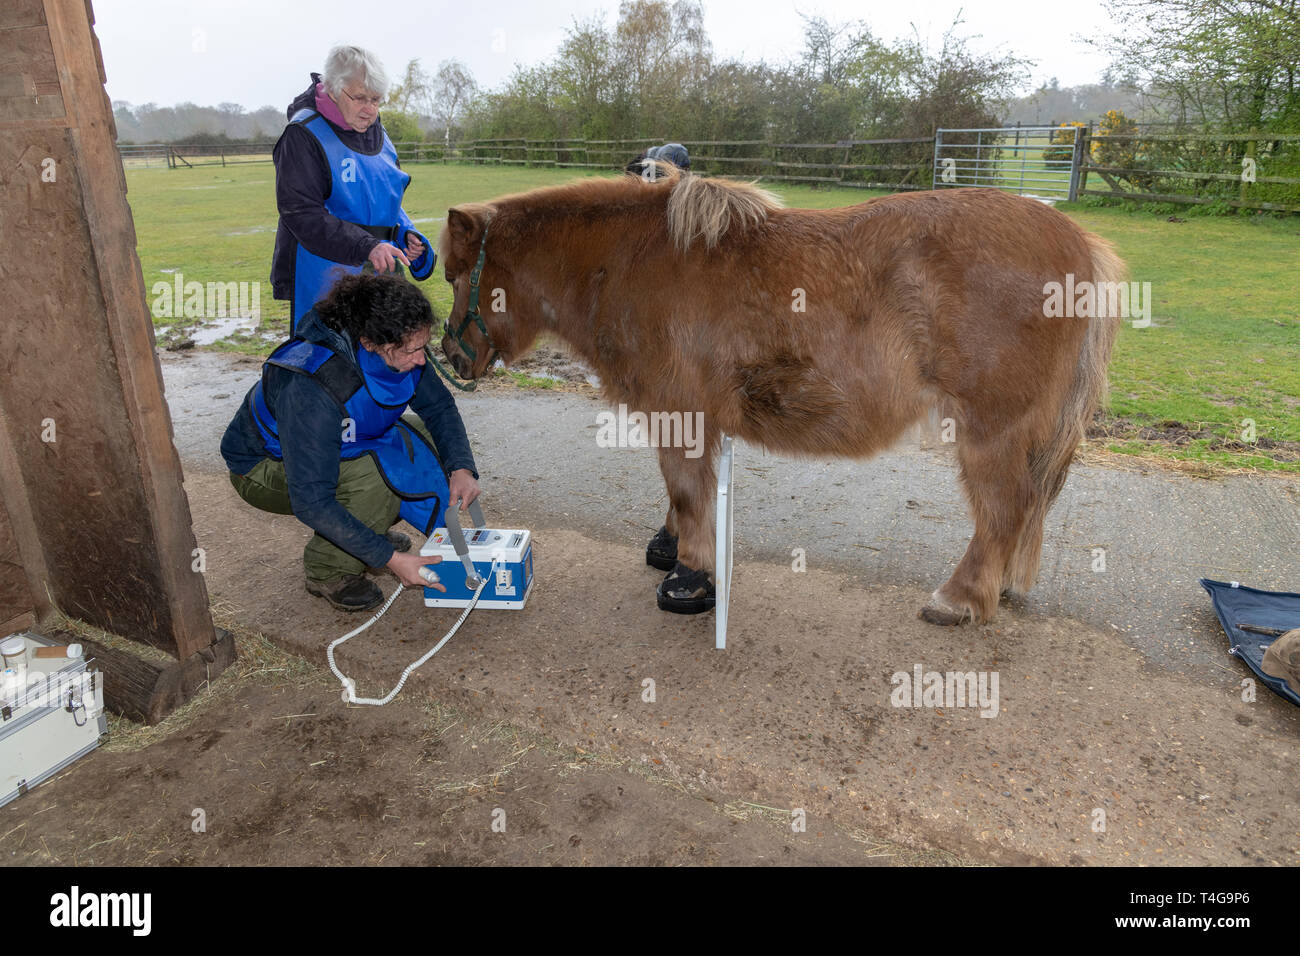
[271,45,436,330]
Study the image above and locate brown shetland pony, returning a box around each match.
[437,166,1124,624]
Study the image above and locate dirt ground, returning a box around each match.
[2,347,1297,867]
[4,477,1297,866]
[1087,417,1300,463]
[3,653,924,866]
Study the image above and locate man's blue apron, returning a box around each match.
[288,109,435,330]
[249,338,448,534]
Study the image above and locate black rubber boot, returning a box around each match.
[645,525,678,572]
[306,574,383,612]
[386,530,412,553]
[656,562,716,614]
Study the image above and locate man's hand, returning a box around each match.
[448,468,480,510]
[368,242,411,274]
[387,550,444,590]
[404,232,426,262]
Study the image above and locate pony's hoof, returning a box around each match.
[919,605,965,626]
[919,593,970,626]
[646,525,678,572]
[656,562,715,614]
[999,587,1028,607]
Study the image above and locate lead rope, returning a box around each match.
[425,221,497,391]
[437,225,501,388]
[426,345,479,391]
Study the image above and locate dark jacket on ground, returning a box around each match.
[220,310,479,569]
[270,74,396,300]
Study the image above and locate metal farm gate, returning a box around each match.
[933,126,1084,201]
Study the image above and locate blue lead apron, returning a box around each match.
[288,109,435,330]
[250,338,449,534]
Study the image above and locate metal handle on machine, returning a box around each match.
[443,500,487,588]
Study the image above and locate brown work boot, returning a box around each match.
[306,574,383,612]
[1261,628,1300,695]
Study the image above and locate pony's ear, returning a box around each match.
[447,204,490,252]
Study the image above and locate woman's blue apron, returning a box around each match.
[249,338,448,534]
[288,109,435,330]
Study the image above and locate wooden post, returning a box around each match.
[1240,131,1257,207]
[0,0,230,718]
[1078,121,1092,196]
[1068,125,1083,201]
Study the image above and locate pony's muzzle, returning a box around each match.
[440,330,473,379]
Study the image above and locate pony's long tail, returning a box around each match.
[1007,232,1125,594]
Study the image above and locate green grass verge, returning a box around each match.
[496,368,558,389]
[1057,202,1300,470]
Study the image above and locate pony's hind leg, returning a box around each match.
[1003,508,1046,598]
[1002,427,1080,597]
[922,426,1035,625]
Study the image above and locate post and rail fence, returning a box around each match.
[116,136,934,190]
[1075,128,1300,213]
[117,126,1300,212]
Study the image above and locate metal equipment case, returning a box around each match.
[0,632,106,808]
[421,526,534,609]
[419,503,534,610]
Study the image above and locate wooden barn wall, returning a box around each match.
[0,490,38,634]
[0,0,215,658]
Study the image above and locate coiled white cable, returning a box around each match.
[326,558,500,706]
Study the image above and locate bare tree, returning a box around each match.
[385,58,435,116]
[615,0,711,122]
[797,14,857,85]
[432,60,478,147]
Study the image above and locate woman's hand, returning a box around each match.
[404,232,426,262]
[448,469,480,510]
[368,242,411,273]
[387,550,444,590]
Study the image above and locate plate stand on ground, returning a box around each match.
[715,435,735,650]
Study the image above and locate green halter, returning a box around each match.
[431,223,500,392]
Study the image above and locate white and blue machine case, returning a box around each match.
[420,502,534,609]
[0,632,106,808]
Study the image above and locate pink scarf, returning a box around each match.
[314,82,353,130]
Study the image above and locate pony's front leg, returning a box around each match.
[653,424,720,614]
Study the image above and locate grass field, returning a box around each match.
[124,161,1300,472]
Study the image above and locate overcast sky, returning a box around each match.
[93,0,1120,109]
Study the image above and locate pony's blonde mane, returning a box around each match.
[665,170,783,252]
[440,167,784,260]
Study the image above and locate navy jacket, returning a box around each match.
[220,311,479,569]
[270,75,396,301]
